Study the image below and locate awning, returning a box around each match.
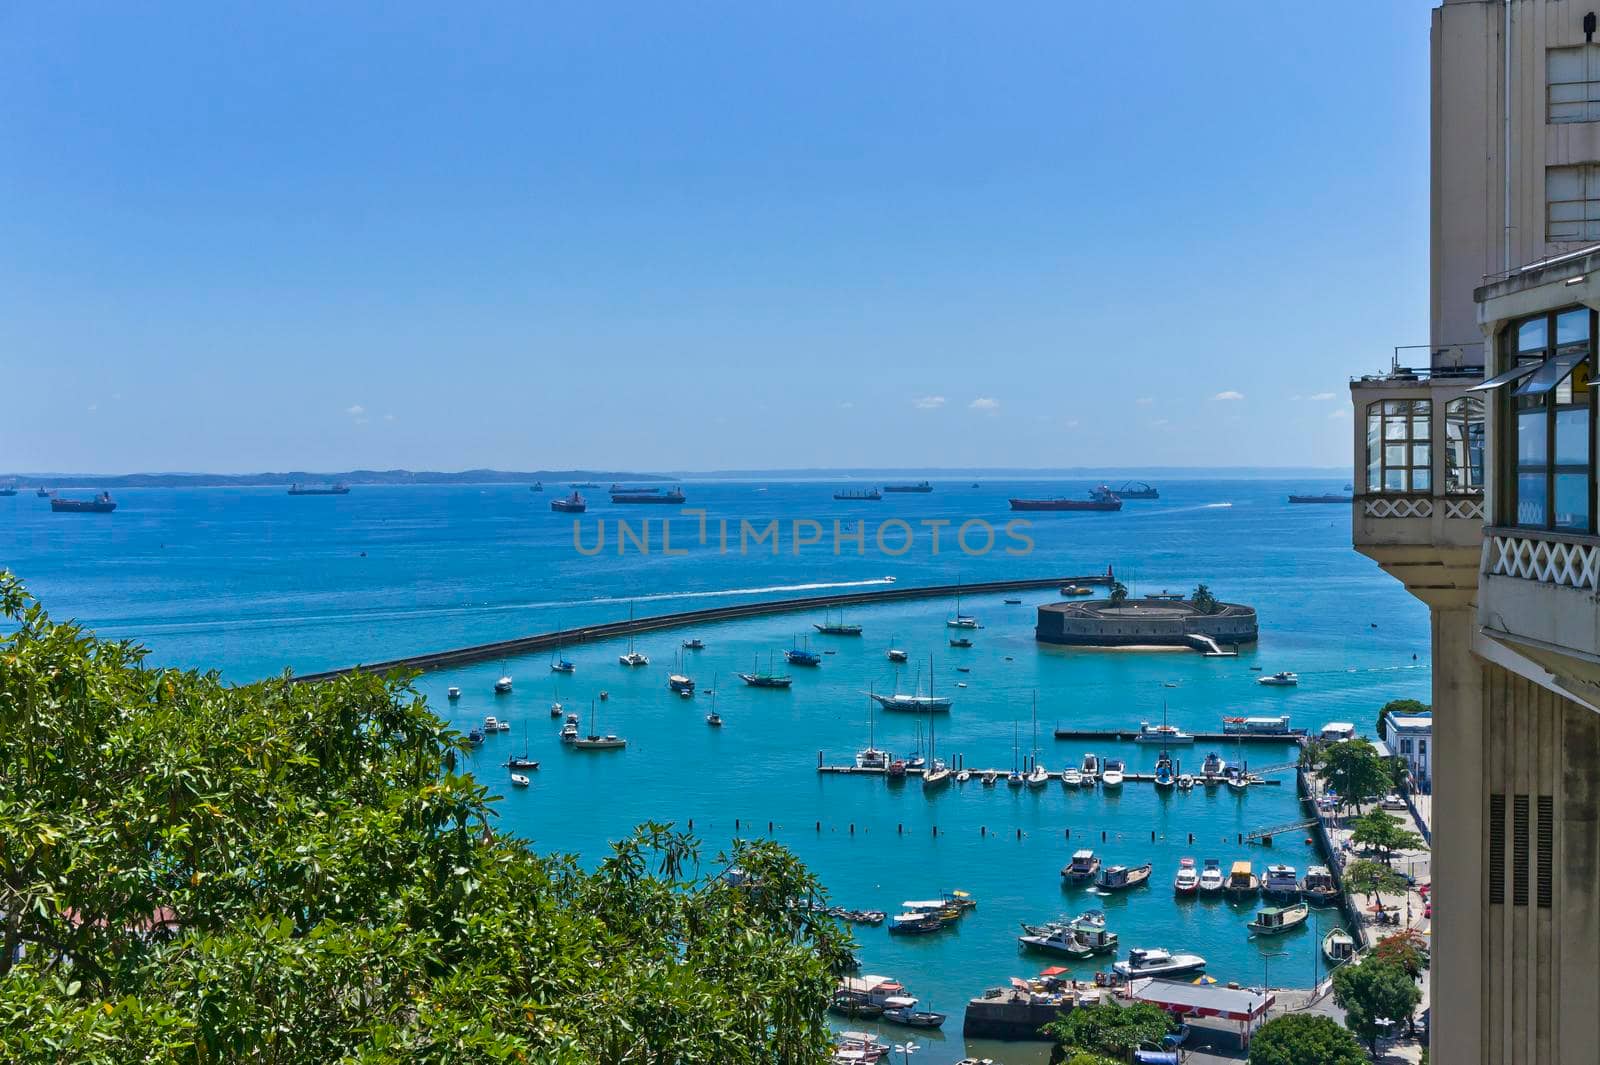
[1513,351,1587,395]
[1467,362,1540,392]
[1127,978,1274,1023]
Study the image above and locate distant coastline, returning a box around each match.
[0,469,673,489]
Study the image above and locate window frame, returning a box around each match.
[1364,398,1432,494]
[1444,395,1486,494]
[1500,307,1597,533]
[1547,45,1600,124]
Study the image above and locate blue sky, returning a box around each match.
[0,2,1430,473]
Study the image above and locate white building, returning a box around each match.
[1383,712,1433,792]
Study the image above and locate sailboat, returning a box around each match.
[1025,693,1049,787]
[886,634,909,663]
[855,689,890,769]
[814,609,863,636]
[667,650,696,694]
[573,698,626,750]
[946,581,978,629]
[1154,704,1176,789]
[785,635,822,666]
[737,652,793,688]
[705,675,722,727]
[549,630,576,673]
[549,679,565,718]
[1007,722,1024,787]
[505,722,540,770]
[493,661,513,694]
[619,603,648,667]
[922,716,951,790]
[867,655,953,712]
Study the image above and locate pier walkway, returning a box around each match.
[1050,728,1307,743]
[294,571,1114,682]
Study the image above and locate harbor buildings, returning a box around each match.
[1383,709,1434,793]
[1349,3,1600,1061]
[1034,597,1258,649]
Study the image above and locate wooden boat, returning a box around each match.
[738,653,793,688]
[1261,864,1300,900]
[1248,902,1310,936]
[814,610,863,636]
[1060,849,1101,883]
[1322,927,1355,964]
[1225,861,1259,899]
[1095,863,1152,892]
[1301,866,1340,906]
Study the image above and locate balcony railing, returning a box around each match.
[1484,526,1600,592]
[1359,493,1483,520]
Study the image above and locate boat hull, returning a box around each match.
[1008,498,1121,512]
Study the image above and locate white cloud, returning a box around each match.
[1328,408,1349,420]
[912,395,946,410]
[345,404,365,416]
[1309,391,1337,401]
[1063,418,1081,429]
[1287,393,1304,401]
[1212,390,1245,401]
[1149,418,1171,427]
[1135,397,1155,406]
[86,403,98,413]
[837,400,855,410]
[383,413,396,422]
[969,397,1000,412]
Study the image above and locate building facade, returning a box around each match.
[1350,4,1600,1062]
[1384,710,1434,792]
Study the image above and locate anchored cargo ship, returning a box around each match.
[50,492,118,513]
[550,491,587,513]
[833,488,882,501]
[1287,493,1351,504]
[883,481,932,493]
[287,483,350,495]
[1009,497,1121,512]
[610,488,686,504]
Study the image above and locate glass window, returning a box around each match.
[1555,473,1591,530]
[1546,165,1600,242]
[1364,398,1432,494]
[1518,473,1549,525]
[1444,396,1485,493]
[1520,317,1549,352]
[1548,46,1600,123]
[1559,308,1591,347]
[1505,308,1596,532]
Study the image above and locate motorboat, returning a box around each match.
[1225,861,1259,899]
[1301,866,1340,906]
[881,998,946,1029]
[682,638,705,650]
[1225,765,1249,792]
[446,686,461,700]
[1021,910,1118,958]
[955,768,972,783]
[1248,902,1310,936]
[1261,864,1300,900]
[1200,751,1225,778]
[888,912,944,935]
[1095,863,1152,892]
[1080,752,1100,783]
[1322,927,1355,964]
[1197,859,1225,895]
[1113,948,1207,979]
[1173,858,1199,896]
[1176,773,1195,790]
[980,770,997,786]
[856,747,891,770]
[493,676,513,694]
[1026,763,1049,788]
[1258,671,1299,687]
[1061,849,1101,883]
[558,713,579,742]
[509,773,529,787]
[1101,758,1125,787]
[483,716,510,732]
[1222,714,1293,735]
[887,648,909,663]
[1135,722,1194,744]
[467,728,484,745]
[948,637,973,648]
[1153,755,1175,789]
[1062,766,1082,787]
[549,700,564,718]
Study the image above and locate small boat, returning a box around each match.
[1024,696,1048,789]
[510,773,530,787]
[955,666,971,673]
[1101,758,1125,788]
[738,653,793,688]
[1226,766,1249,792]
[550,657,576,674]
[829,994,884,1020]
[446,686,461,700]
[558,713,579,742]
[667,672,696,694]
[494,676,513,694]
[1153,755,1175,789]
[1248,902,1310,936]
[1060,849,1101,884]
[549,698,564,718]
[1258,671,1299,687]
[1095,863,1152,892]
[922,720,952,788]
[467,728,484,745]
[0,486,16,496]
[1062,767,1082,787]
[35,487,51,497]
[1322,927,1355,964]
[1200,751,1226,778]
[955,768,971,783]
[948,636,973,648]
[1176,773,1195,790]
[1113,947,1207,979]
[946,585,979,629]
[1059,584,1094,596]
[550,491,586,513]
[1003,598,1022,604]
[980,770,997,786]
[886,646,909,663]
[1301,866,1340,906]
[572,699,626,751]
[506,753,539,770]
[1261,864,1300,900]
[881,1000,945,1029]
[682,638,704,650]
[1197,859,1225,895]
[706,709,722,727]
[1173,858,1199,896]
[1080,752,1100,783]
[483,715,510,732]
[785,639,822,666]
[888,912,944,935]
[887,759,907,779]
[1225,861,1259,899]
[530,481,542,492]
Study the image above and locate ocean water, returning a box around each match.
[2,478,1429,1063]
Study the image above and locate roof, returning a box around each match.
[1385,713,1433,731]
[1321,721,1355,732]
[1128,978,1274,1022]
[1229,861,1252,874]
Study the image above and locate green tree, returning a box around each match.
[1109,580,1129,605]
[1343,858,1407,911]
[1058,1052,1122,1065]
[1351,809,1425,866]
[0,573,850,1063]
[1377,697,1429,740]
[1043,1000,1173,1059]
[1332,957,1422,1053]
[1374,929,1431,978]
[1315,738,1390,813]
[1191,583,1219,614]
[1248,1013,1367,1065]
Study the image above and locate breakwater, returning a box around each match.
[294,570,1114,682]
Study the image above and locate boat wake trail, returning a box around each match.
[1126,502,1234,517]
[96,578,899,638]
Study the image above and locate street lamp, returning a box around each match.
[894,1040,919,1065]
[1262,950,1289,994]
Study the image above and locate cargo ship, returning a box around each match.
[0,486,15,497]
[1009,497,1121,512]
[883,481,932,493]
[287,483,350,495]
[550,491,587,513]
[834,488,882,501]
[1111,480,1159,499]
[611,488,686,504]
[50,492,118,514]
[1287,493,1351,504]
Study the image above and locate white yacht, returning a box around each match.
[1113,947,1207,979]
[1257,671,1299,687]
[1101,758,1125,788]
[1063,766,1082,787]
[1080,752,1100,783]
[1197,859,1225,895]
[446,686,461,700]
[494,675,513,694]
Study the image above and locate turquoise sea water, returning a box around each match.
[2,479,1429,1063]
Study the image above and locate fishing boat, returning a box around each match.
[494,675,514,694]
[1101,758,1125,788]
[1136,722,1194,744]
[888,912,944,935]
[1009,496,1121,512]
[948,636,972,648]
[572,699,626,751]
[510,773,530,787]
[738,653,793,688]
[550,491,586,513]
[682,638,704,650]
[1261,864,1300,900]
[558,713,579,742]
[814,611,863,636]
[1200,751,1226,778]
[1301,866,1340,906]
[1080,752,1100,783]
[1247,902,1310,936]
[1113,948,1207,979]
[447,686,461,700]
[883,481,932,493]
[833,488,882,501]
[50,492,118,513]
[1173,858,1199,896]
[1258,671,1299,687]
[1062,844,1100,876]
[868,657,951,712]
[1197,859,1225,895]
[1094,863,1152,892]
[1322,927,1355,964]
[1225,861,1259,899]
[287,483,350,495]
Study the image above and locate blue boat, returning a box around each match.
[785,637,821,667]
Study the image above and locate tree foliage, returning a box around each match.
[0,572,850,1063]
[1247,1013,1367,1065]
[1332,957,1422,1053]
[1108,581,1129,605]
[1190,583,1219,615]
[1351,809,1425,866]
[1315,738,1390,813]
[1374,929,1431,978]
[1043,1000,1174,1058]
[1342,858,1406,908]
[1377,698,1429,740]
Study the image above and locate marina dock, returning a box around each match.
[1051,728,1308,743]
